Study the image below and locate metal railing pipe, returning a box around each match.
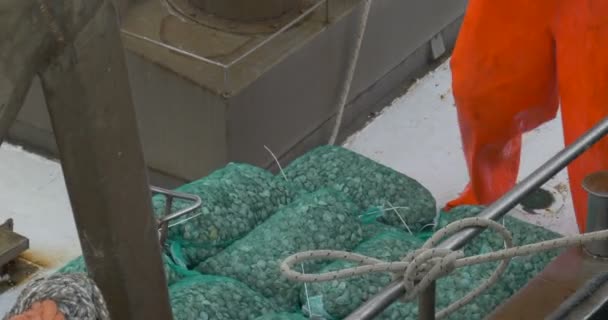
[346,116,608,320]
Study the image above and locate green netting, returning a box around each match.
[56,255,87,274]
[56,253,199,286]
[254,312,308,320]
[280,145,437,232]
[52,147,562,320]
[314,206,560,320]
[169,275,279,320]
[301,230,424,319]
[433,206,562,320]
[197,189,364,311]
[359,220,430,241]
[296,206,561,319]
[153,163,293,266]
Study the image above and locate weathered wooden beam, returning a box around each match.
[0,1,173,319]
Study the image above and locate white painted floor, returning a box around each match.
[0,145,79,311]
[344,60,578,236]
[0,59,578,313]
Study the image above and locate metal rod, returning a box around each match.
[151,185,202,246]
[346,116,608,320]
[188,0,302,22]
[40,2,173,319]
[120,30,228,68]
[225,0,327,68]
[419,281,436,320]
[150,186,202,224]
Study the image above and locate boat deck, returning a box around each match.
[0,59,582,317]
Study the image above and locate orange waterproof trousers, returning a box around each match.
[445,0,608,232]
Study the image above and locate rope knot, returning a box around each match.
[280,217,520,319]
[399,248,464,302]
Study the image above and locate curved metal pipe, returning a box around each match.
[188,0,302,22]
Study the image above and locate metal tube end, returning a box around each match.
[583,171,608,198]
[584,171,608,257]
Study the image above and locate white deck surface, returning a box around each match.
[0,59,578,313]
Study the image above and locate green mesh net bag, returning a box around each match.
[254,312,308,320]
[56,253,199,286]
[432,206,562,320]
[153,163,293,266]
[300,230,424,319]
[280,145,437,232]
[169,275,279,320]
[197,189,364,311]
[359,220,433,241]
[56,256,87,274]
[336,206,560,319]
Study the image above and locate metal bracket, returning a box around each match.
[150,186,202,247]
[0,218,14,232]
[430,33,446,60]
[0,219,29,277]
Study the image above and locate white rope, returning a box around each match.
[280,216,608,319]
[328,0,372,145]
[5,273,110,320]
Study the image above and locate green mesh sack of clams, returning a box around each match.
[197,189,365,311]
[152,163,294,266]
[300,205,561,320]
[432,205,562,320]
[169,275,279,320]
[53,147,560,320]
[279,145,437,233]
[300,229,425,319]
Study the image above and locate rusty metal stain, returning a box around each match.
[20,249,76,270]
[0,258,41,294]
[20,251,52,269]
[0,249,75,294]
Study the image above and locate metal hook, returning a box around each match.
[150,186,202,247]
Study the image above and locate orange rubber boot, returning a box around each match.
[445,0,559,211]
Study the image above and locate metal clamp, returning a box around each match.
[150,186,202,246]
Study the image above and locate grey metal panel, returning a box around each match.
[225,7,356,165]
[8,0,467,184]
[14,77,53,134]
[226,0,466,166]
[349,0,467,97]
[266,16,463,172]
[8,51,229,183]
[125,52,228,180]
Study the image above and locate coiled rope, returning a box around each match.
[281,216,608,319]
[4,273,110,320]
